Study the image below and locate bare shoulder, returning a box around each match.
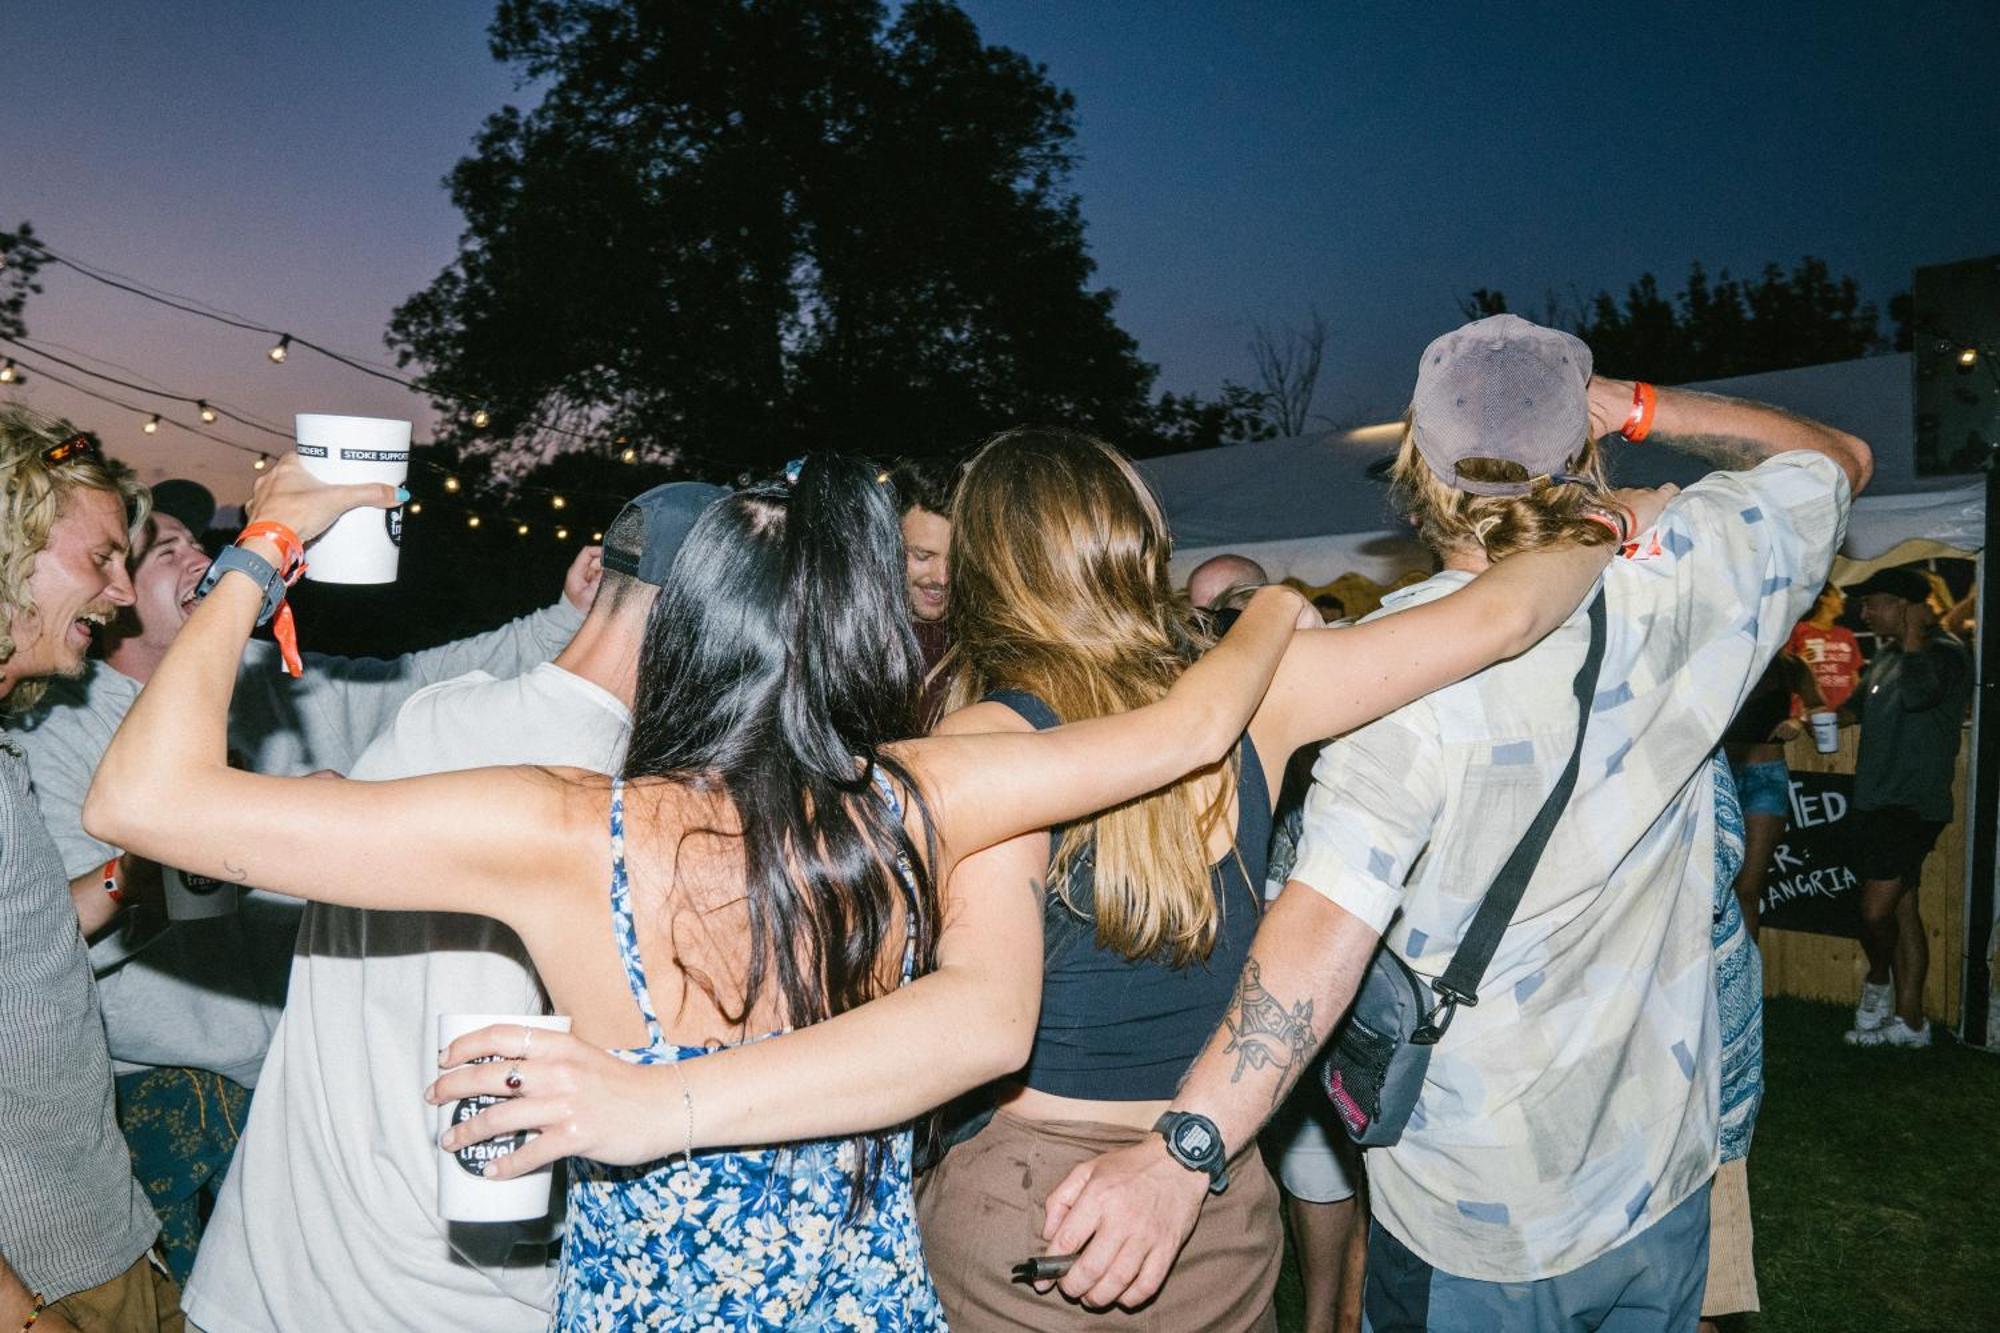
[926,698,1036,738]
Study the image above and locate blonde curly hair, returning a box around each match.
[1387,409,1617,561]
[1,407,150,713]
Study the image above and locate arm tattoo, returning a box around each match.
[1220,957,1321,1109]
[220,858,249,884]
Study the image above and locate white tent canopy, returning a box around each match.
[1143,352,1985,587]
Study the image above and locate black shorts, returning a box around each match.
[1851,806,1947,885]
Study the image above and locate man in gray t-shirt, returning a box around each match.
[1842,565,1973,1049]
[0,414,173,1329]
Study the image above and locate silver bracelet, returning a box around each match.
[668,1059,695,1169]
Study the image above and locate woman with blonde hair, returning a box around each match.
[912,426,1666,1329]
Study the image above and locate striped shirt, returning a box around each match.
[1292,452,1848,1281]
[0,736,157,1298]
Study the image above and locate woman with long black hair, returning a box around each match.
[87,452,1309,1330]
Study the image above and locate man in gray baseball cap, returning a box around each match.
[181,477,728,1333]
[1038,314,1872,1332]
[1409,312,1595,495]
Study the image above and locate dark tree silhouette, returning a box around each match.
[0,223,48,346]
[1462,257,1902,383]
[1148,382,1278,452]
[390,0,1158,480]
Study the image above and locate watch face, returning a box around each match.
[1171,1117,1218,1162]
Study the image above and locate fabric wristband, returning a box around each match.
[234,521,309,678]
[101,857,123,905]
[1620,381,1658,442]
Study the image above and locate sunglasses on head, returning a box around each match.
[42,432,104,466]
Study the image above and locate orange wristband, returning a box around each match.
[101,857,123,904]
[235,521,309,678]
[1621,382,1657,442]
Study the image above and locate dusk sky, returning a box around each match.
[6,1,1997,502]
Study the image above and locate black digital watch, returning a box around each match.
[1153,1110,1229,1195]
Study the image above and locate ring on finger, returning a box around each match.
[505,1062,524,1092]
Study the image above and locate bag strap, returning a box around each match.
[1415,589,1608,1044]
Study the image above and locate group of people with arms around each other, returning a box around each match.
[18,307,1981,1332]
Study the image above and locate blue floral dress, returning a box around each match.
[556,776,947,1331]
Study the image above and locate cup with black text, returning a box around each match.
[436,1012,573,1222]
[293,413,411,583]
[162,865,239,920]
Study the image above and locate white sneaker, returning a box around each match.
[1845,1016,1931,1049]
[1852,980,1893,1034]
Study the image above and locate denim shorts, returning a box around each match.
[1729,759,1790,819]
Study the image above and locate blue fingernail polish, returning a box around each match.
[395,486,412,505]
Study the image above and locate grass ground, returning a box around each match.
[1273,997,2000,1332]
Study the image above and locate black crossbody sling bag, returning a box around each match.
[1321,591,1607,1148]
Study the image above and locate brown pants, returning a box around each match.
[49,1252,184,1333]
[917,1109,1280,1332]
[1699,1157,1759,1317]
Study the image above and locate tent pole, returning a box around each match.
[1962,446,1999,1049]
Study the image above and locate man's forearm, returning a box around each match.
[1175,884,1381,1152]
[1597,378,1872,493]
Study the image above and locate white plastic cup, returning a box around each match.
[436,1012,573,1223]
[293,414,411,584]
[163,865,238,920]
[1809,710,1840,754]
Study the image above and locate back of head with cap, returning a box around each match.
[1390,314,1617,562]
[599,480,730,610]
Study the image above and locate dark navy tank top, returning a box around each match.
[987,689,1271,1101]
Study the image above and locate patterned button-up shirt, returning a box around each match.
[1291,452,1848,1282]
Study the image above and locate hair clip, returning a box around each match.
[782,457,805,489]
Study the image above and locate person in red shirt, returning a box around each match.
[1787,582,1861,713]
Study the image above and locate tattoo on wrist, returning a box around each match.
[1220,958,1320,1108]
[221,858,249,884]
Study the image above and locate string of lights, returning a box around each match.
[2,351,268,457]
[1,336,295,441]
[10,236,691,461]
[3,323,653,498]
[2,347,635,541]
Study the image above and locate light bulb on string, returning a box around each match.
[471,407,491,429]
[551,495,566,510]
[197,400,217,423]
[467,514,481,529]
[591,531,603,542]
[408,501,423,515]
[268,334,291,363]
[620,446,637,464]
[253,454,269,470]
[0,359,16,383]
[142,414,160,434]
[1958,346,1980,368]
[555,526,569,540]
[443,476,461,493]
[516,522,530,537]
